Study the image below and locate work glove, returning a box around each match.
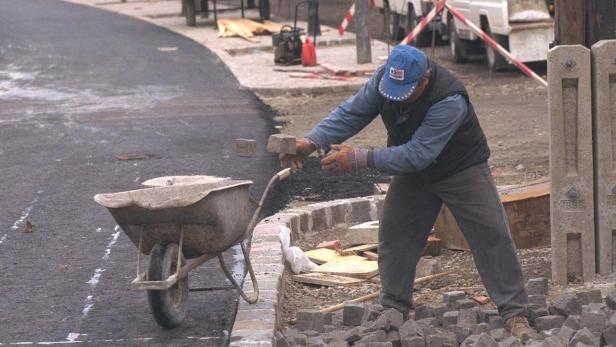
[321,144,369,175]
[279,137,317,169]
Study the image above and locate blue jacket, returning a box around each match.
[306,67,468,175]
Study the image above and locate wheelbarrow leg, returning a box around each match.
[218,241,259,304]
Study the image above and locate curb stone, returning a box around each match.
[229,195,385,346]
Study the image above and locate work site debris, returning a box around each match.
[22,220,33,233]
[292,272,365,287]
[280,281,616,347]
[316,239,342,251]
[217,18,282,42]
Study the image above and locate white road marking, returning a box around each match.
[2,337,221,345]
[1,194,41,245]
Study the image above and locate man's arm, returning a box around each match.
[370,94,468,174]
[306,67,386,152]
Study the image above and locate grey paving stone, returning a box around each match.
[458,309,480,327]
[442,311,460,326]
[551,294,582,317]
[526,278,549,296]
[529,306,549,325]
[414,305,434,320]
[478,309,500,324]
[498,336,522,347]
[563,315,581,330]
[294,333,308,345]
[401,336,426,347]
[306,336,327,347]
[528,295,547,308]
[489,328,509,342]
[602,324,616,346]
[358,330,388,344]
[399,319,423,340]
[475,332,499,347]
[386,330,401,347]
[296,310,332,332]
[452,325,472,344]
[542,336,566,347]
[432,304,450,320]
[556,325,576,345]
[606,291,616,310]
[569,327,599,346]
[367,309,404,332]
[579,309,608,332]
[266,134,296,154]
[425,331,457,347]
[343,303,365,326]
[275,331,290,347]
[534,315,565,331]
[365,343,394,347]
[456,299,478,309]
[575,289,603,305]
[343,326,363,343]
[234,138,257,157]
[489,315,504,329]
[329,341,350,347]
[471,323,490,335]
[362,304,385,326]
[443,291,466,305]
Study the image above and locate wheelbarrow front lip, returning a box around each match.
[93,179,253,210]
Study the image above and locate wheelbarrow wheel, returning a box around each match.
[147,241,188,329]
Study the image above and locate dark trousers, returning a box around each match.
[378,162,528,321]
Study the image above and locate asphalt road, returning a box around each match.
[0,0,279,345]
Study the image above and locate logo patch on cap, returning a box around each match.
[389,67,405,81]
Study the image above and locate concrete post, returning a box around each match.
[591,40,616,275]
[355,0,372,64]
[548,45,595,284]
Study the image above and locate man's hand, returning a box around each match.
[279,138,317,169]
[321,144,369,175]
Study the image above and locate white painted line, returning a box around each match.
[3,337,221,345]
[1,195,41,246]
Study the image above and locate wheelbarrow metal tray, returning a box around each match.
[94,179,253,258]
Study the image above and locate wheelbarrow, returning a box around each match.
[94,169,291,328]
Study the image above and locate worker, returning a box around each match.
[280,45,533,340]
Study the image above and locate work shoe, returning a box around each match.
[504,315,535,342]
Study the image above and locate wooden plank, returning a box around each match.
[292,272,366,287]
[361,251,378,261]
[343,244,378,253]
[304,248,367,265]
[312,259,379,279]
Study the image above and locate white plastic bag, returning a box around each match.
[279,226,318,274]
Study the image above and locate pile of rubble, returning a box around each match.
[275,277,616,346]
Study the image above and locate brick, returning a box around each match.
[576,289,603,305]
[442,311,459,326]
[296,310,332,333]
[528,295,547,308]
[551,294,582,317]
[548,45,596,285]
[330,202,351,225]
[266,134,296,154]
[526,277,549,296]
[606,291,616,309]
[234,138,257,157]
[343,303,366,326]
[347,220,379,245]
[569,327,599,346]
[401,336,426,347]
[443,291,466,305]
[534,315,565,331]
[456,299,478,309]
[398,319,423,340]
[349,198,372,223]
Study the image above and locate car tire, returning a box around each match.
[449,18,469,63]
[485,25,510,72]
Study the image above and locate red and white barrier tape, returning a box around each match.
[338,0,375,36]
[399,0,445,45]
[338,3,355,36]
[443,2,547,87]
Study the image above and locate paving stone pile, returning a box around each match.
[276,278,616,347]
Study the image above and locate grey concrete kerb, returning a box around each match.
[229,195,385,346]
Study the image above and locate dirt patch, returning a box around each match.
[279,226,553,329]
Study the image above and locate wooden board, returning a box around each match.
[343,244,378,253]
[304,248,366,265]
[312,259,379,279]
[292,272,366,287]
